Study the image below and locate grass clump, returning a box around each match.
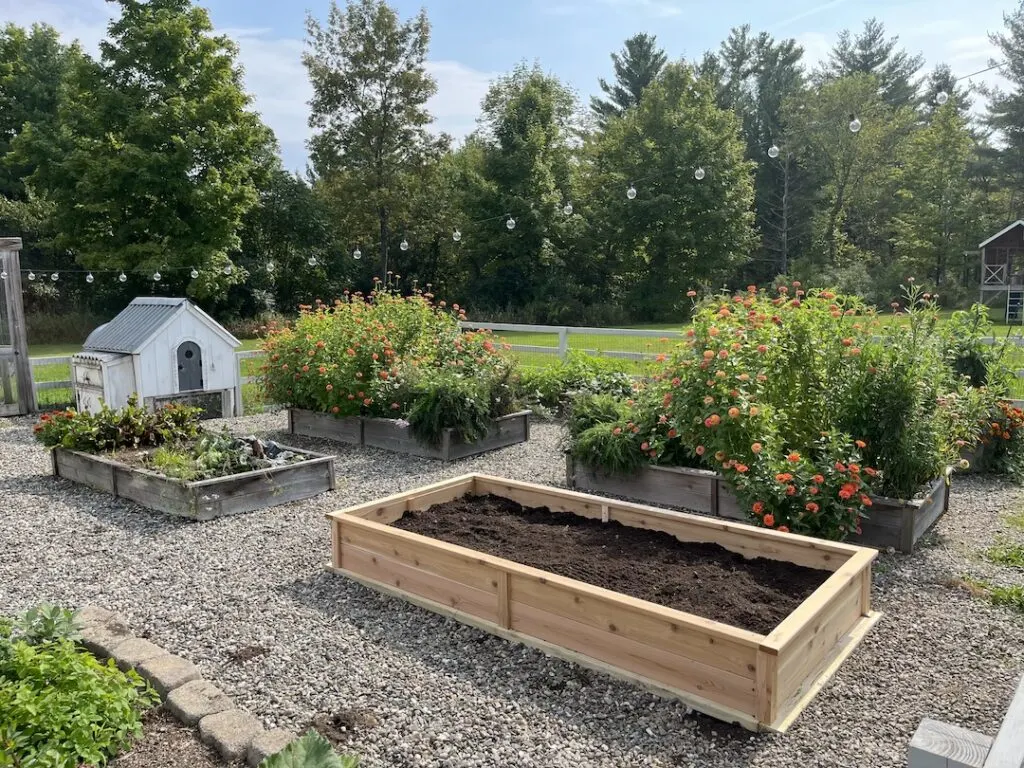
[985,540,1024,568]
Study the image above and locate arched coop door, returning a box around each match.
[0,238,34,415]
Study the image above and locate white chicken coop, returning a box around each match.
[72,297,242,418]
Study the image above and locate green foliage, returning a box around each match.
[990,584,1024,613]
[590,33,667,126]
[14,604,81,645]
[0,606,158,768]
[260,730,359,768]
[974,401,1024,481]
[516,352,636,413]
[13,0,274,298]
[571,422,647,477]
[32,396,203,453]
[405,370,492,447]
[567,393,628,437]
[985,540,1024,568]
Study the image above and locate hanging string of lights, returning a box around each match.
[4,59,1009,283]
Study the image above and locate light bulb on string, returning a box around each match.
[118,272,127,283]
[223,264,233,276]
[400,238,409,251]
[266,261,275,273]
[626,183,637,200]
[86,273,94,284]
[307,255,317,266]
[27,272,35,281]
[768,144,780,159]
[694,167,706,181]
[563,202,573,216]
[452,229,461,242]
[849,115,862,133]
[190,268,199,279]
[50,272,58,282]
[152,271,161,282]
[352,247,362,260]
[936,91,949,105]
[0,270,7,280]
[506,216,516,231]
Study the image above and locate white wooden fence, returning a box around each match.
[24,325,1024,414]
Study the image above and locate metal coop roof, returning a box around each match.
[83,297,240,354]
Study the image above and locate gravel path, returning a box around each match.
[2,411,1023,768]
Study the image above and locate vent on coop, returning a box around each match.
[72,297,241,418]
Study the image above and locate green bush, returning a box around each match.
[260,730,359,768]
[0,606,158,768]
[33,395,203,453]
[516,352,636,413]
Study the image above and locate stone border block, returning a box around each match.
[199,709,265,762]
[138,654,202,698]
[247,728,297,767]
[111,637,169,672]
[166,679,234,726]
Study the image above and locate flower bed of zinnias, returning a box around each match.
[260,286,520,445]
[568,282,1004,541]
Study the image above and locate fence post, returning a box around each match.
[234,352,244,417]
[558,327,569,360]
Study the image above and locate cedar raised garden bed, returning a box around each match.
[288,408,531,461]
[325,474,880,731]
[52,445,335,520]
[566,455,951,553]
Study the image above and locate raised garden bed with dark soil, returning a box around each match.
[52,438,335,521]
[326,474,881,732]
[391,493,826,635]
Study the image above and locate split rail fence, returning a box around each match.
[23,324,1024,415]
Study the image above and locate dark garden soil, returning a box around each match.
[109,708,225,767]
[392,493,830,635]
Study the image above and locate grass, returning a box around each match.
[1004,509,1024,530]
[951,576,1024,614]
[985,540,1024,568]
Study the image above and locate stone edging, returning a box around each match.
[78,605,295,766]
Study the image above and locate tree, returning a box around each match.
[0,23,80,198]
[304,0,443,278]
[457,64,580,314]
[15,0,273,298]
[985,1,1024,221]
[823,18,924,107]
[590,33,667,126]
[921,63,972,117]
[584,62,756,320]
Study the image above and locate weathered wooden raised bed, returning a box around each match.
[52,446,335,520]
[288,408,531,461]
[325,474,880,732]
[566,455,951,553]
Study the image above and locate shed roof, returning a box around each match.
[979,220,1024,248]
[83,297,240,354]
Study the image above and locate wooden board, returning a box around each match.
[326,474,880,731]
[984,673,1024,768]
[291,409,530,461]
[568,458,950,553]
[52,447,334,519]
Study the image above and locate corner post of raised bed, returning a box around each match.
[440,429,453,462]
[755,643,780,727]
[329,514,343,570]
[50,448,58,477]
[287,408,295,435]
[495,570,511,629]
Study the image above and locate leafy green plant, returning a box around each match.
[974,401,1024,481]
[14,604,81,645]
[516,352,637,412]
[405,370,493,447]
[0,606,158,768]
[985,540,1024,568]
[148,446,200,481]
[567,393,627,437]
[989,584,1024,612]
[260,730,359,768]
[33,395,202,454]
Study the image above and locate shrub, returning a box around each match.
[33,396,203,453]
[516,352,636,413]
[260,285,520,434]
[975,400,1024,481]
[0,606,158,767]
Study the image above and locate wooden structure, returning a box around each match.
[910,673,1024,768]
[979,221,1024,322]
[52,445,335,520]
[0,238,34,416]
[289,409,531,461]
[73,298,242,417]
[326,474,881,731]
[566,455,950,553]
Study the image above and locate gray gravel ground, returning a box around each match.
[2,410,1023,768]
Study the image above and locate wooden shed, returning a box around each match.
[978,220,1024,321]
[72,297,242,418]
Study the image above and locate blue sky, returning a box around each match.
[4,0,1014,170]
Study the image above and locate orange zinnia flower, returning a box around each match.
[749,406,760,417]
[763,514,775,527]
[805,502,819,513]
[751,442,763,454]
[752,502,764,515]
[778,525,790,533]
[728,407,740,418]
[787,451,800,463]
[813,474,824,484]
[695,445,705,455]
[703,350,715,360]
[855,439,866,448]
[613,427,622,435]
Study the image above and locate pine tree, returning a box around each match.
[590,33,667,126]
[823,18,924,107]
[986,0,1024,220]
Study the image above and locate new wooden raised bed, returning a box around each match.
[288,408,531,461]
[325,474,880,732]
[52,446,335,520]
[566,455,950,553]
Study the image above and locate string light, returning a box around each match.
[152,271,161,282]
[118,272,126,283]
[452,229,461,242]
[849,115,862,133]
[27,272,35,281]
[506,216,516,231]
[266,261,275,273]
[694,167,706,180]
[86,273,94,283]
[563,202,573,215]
[0,270,7,280]
[400,238,409,251]
[352,247,362,260]
[936,91,949,105]
[50,272,58,282]
[307,255,317,266]
[190,267,199,279]
[223,264,233,276]
[768,144,780,159]
[627,184,637,200]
